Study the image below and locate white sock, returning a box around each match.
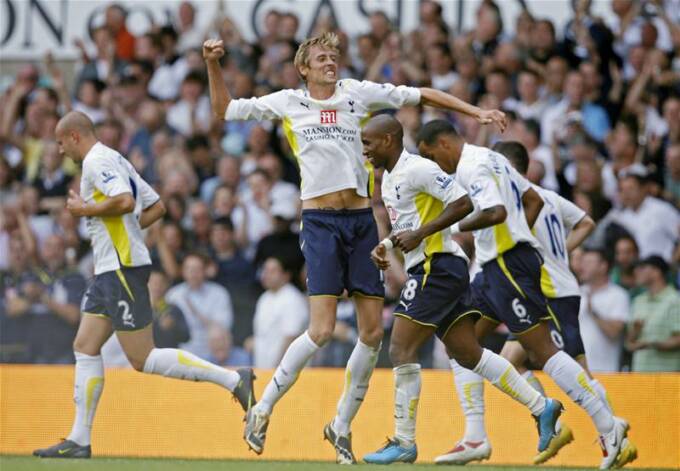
[255,331,319,415]
[143,348,240,391]
[67,352,104,446]
[473,349,546,416]
[590,378,614,415]
[333,340,380,435]
[450,358,487,442]
[521,370,545,395]
[521,370,562,431]
[543,351,614,434]
[394,363,421,447]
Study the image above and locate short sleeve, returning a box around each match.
[225,90,288,121]
[349,80,421,111]
[465,163,504,210]
[89,157,131,198]
[556,194,586,230]
[137,177,160,210]
[502,156,531,194]
[411,159,467,204]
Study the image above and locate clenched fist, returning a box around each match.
[203,39,225,61]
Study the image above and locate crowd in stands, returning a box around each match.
[1,0,678,372]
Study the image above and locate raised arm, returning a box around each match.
[419,87,507,132]
[203,39,231,120]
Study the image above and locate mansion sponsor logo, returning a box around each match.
[320,110,336,124]
[301,125,357,143]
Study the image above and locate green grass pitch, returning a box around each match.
[0,457,671,471]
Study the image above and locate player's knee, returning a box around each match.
[73,337,99,356]
[307,326,334,346]
[358,324,383,348]
[454,352,480,370]
[388,342,417,366]
[129,355,148,372]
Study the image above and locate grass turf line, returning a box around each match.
[0,457,672,471]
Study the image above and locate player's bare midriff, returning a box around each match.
[302,188,370,211]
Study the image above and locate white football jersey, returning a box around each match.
[533,185,586,298]
[80,142,159,275]
[382,150,469,271]
[455,144,540,265]
[225,79,421,200]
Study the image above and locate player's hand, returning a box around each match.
[477,108,507,133]
[66,189,88,217]
[371,244,390,270]
[203,39,225,61]
[394,230,423,253]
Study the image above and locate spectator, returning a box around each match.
[32,140,72,201]
[578,249,630,372]
[176,1,204,53]
[252,257,308,368]
[185,134,215,184]
[513,69,548,121]
[186,200,213,253]
[27,235,85,364]
[610,235,644,298]
[512,118,558,191]
[149,270,190,349]
[166,253,234,359]
[209,217,255,287]
[542,71,610,146]
[609,173,680,262]
[663,143,680,206]
[207,325,251,366]
[166,71,211,136]
[0,236,35,363]
[105,3,136,61]
[626,256,680,371]
[200,155,241,203]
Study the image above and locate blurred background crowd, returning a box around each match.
[1,0,678,372]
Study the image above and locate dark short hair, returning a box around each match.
[492,141,529,175]
[183,70,206,86]
[212,216,234,232]
[185,134,210,151]
[583,247,610,268]
[416,119,458,146]
[522,118,541,142]
[615,235,639,253]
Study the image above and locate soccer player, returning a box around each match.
[416,121,630,469]
[202,33,506,463]
[359,115,562,464]
[437,142,636,468]
[33,112,255,459]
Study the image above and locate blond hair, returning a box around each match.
[293,32,340,81]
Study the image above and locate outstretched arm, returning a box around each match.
[419,87,507,132]
[203,39,231,120]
